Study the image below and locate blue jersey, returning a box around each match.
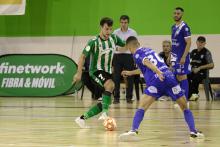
[171,21,191,62]
[134,47,184,100]
[133,47,168,83]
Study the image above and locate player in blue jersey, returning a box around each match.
[119,36,204,141]
[171,7,191,100]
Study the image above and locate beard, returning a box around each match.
[174,16,182,22]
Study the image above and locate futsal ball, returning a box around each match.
[103,117,117,131]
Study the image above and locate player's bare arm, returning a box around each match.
[180,37,191,65]
[73,54,86,83]
[121,69,141,77]
[142,58,164,81]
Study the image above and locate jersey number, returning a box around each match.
[146,53,164,66]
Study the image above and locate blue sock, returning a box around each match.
[132,109,145,131]
[180,79,189,100]
[184,109,197,132]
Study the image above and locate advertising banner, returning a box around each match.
[0,54,77,96]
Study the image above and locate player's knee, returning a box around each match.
[104,80,114,92]
[176,97,188,110]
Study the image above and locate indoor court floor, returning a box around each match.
[0,88,220,147]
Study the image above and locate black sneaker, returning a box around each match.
[127,100,133,104]
[113,100,120,104]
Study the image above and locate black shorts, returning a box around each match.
[90,70,112,89]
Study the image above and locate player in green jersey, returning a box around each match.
[74,17,125,128]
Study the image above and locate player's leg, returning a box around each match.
[176,96,204,138]
[132,94,155,131]
[75,71,110,128]
[176,62,191,100]
[75,102,102,128]
[165,70,204,138]
[177,74,189,100]
[99,79,115,120]
[119,94,156,141]
[119,78,163,141]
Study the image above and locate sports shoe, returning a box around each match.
[189,94,199,101]
[190,131,204,139]
[113,100,120,104]
[173,103,180,109]
[97,97,102,101]
[75,117,90,129]
[98,112,108,120]
[119,130,138,141]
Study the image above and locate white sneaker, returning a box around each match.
[190,131,204,139]
[98,112,108,120]
[75,117,90,129]
[97,97,102,101]
[119,130,138,141]
[173,103,179,109]
[189,94,199,101]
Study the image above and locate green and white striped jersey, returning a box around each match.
[83,34,125,74]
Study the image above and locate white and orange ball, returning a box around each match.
[103,117,117,131]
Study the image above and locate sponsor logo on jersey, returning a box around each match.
[148,86,158,93]
[172,85,181,94]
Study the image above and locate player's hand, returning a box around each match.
[180,57,186,65]
[192,67,200,74]
[121,70,132,77]
[157,73,165,81]
[73,72,82,84]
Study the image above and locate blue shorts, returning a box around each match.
[171,60,191,75]
[144,71,184,101]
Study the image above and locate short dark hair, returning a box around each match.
[175,7,184,12]
[197,36,206,42]
[120,15,130,23]
[100,17,113,27]
[126,36,138,44]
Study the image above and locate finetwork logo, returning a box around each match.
[0,54,77,96]
[0,62,65,74]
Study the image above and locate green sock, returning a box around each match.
[83,103,102,119]
[102,91,112,113]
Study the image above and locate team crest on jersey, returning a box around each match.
[85,46,90,52]
[172,85,181,94]
[135,54,140,59]
[148,86,158,93]
[185,27,189,31]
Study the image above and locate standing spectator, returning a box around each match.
[159,40,171,66]
[171,7,191,101]
[188,36,214,101]
[113,15,138,104]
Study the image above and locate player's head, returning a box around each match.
[173,7,184,22]
[120,15,129,30]
[162,40,171,53]
[126,36,140,53]
[100,17,113,40]
[196,36,206,49]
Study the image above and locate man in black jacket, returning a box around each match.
[188,36,214,101]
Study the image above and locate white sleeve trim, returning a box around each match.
[184,36,191,39]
